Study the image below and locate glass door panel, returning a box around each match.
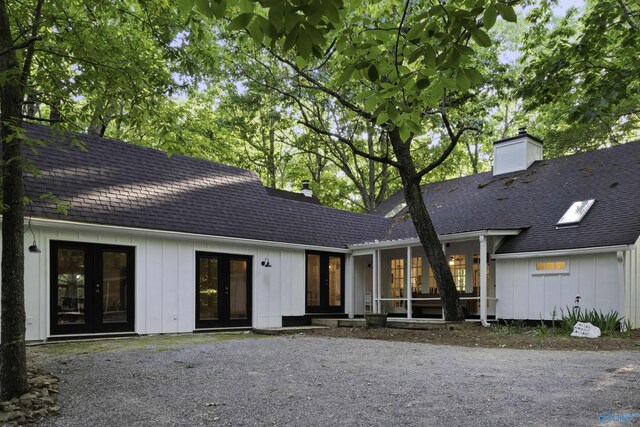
[198,257,219,321]
[328,256,341,307]
[306,252,344,313]
[51,241,135,335]
[102,251,129,324]
[196,252,252,328]
[229,260,247,320]
[56,248,87,326]
[306,254,320,307]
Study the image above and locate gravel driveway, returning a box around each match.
[32,334,639,426]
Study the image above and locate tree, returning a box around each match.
[0,0,42,400]
[227,0,518,319]
[519,0,640,154]
[0,0,345,399]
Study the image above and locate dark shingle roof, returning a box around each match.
[22,124,392,248]
[265,187,322,205]
[20,124,640,254]
[375,141,640,253]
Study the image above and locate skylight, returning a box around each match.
[557,199,595,226]
[385,202,407,218]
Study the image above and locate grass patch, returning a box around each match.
[30,332,267,357]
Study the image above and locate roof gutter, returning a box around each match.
[26,217,352,254]
[492,244,633,260]
[348,229,522,251]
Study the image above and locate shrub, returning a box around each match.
[559,306,625,334]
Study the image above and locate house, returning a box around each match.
[9,124,640,340]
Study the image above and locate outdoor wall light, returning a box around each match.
[26,215,41,254]
[261,258,272,268]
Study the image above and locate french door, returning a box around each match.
[196,252,252,328]
[50,241,135,335]
[305,251,345,313]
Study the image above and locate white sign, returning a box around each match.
[571,322,601,338]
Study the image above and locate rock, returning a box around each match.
[49,405,60,413]
[3,404,20,412]
[19,393,37,401]
[0,411,23,422]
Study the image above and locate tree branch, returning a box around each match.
[617,0,639,31]
[19,0,44,90]
[413,110,480,182]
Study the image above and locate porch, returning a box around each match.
[350,231,520,323]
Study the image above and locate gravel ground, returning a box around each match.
[32,334,639,427]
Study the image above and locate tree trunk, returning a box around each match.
[0,0,29,400]
[388,128,465,321]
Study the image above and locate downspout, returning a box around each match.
[480,235,490,327]
[617,251,625,329]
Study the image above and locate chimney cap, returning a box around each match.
[493,128,543,145]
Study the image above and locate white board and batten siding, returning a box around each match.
[496,252,623,322]
[21,224,308,341]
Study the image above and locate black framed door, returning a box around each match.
[50,241,135,335]
[305,251,345,313]
[196,252,252,328]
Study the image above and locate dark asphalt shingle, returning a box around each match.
[20,124,640,254]
[375,140,640,253]
[22,124,392,249]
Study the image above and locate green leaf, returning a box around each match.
[295,56,308,69]
[335,65,354,86]
[283,25,300,52]
[416,78,430,90]
[465,67,484,83]
[268,3,286,32]
[483,5,497,30]
[376,112,390,125]
[195,0,212,17]
[456,70,471,91]
[296,33,313,58]
[177,0,194,15]
[470,29,492,47]
[247,20,264,44]
[423,45,437,68]
[496,3,517,23]
[399,125,411,143]
[256,16,278,39]
[367,64,379,82]
[364,95,378,111]
[210,0,227,19]
[228,13,254,31]
[324,2,341,23]
[442,77,458,90]
[426,80,442,107]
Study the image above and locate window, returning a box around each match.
[390,259,404,307]
[411,257,422,294]
[449,255,466,292]
[535,260,567,271]
[427,255,466,293]
[557,199,595,226]
[472,254,489,292]
[428,266,437,293]
[385,202,407,218]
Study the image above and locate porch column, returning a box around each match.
[348,255,355,319]
[479,235,488,323]
[373,249,379,313]
[442,243,446,321]
[406,246,412,319]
